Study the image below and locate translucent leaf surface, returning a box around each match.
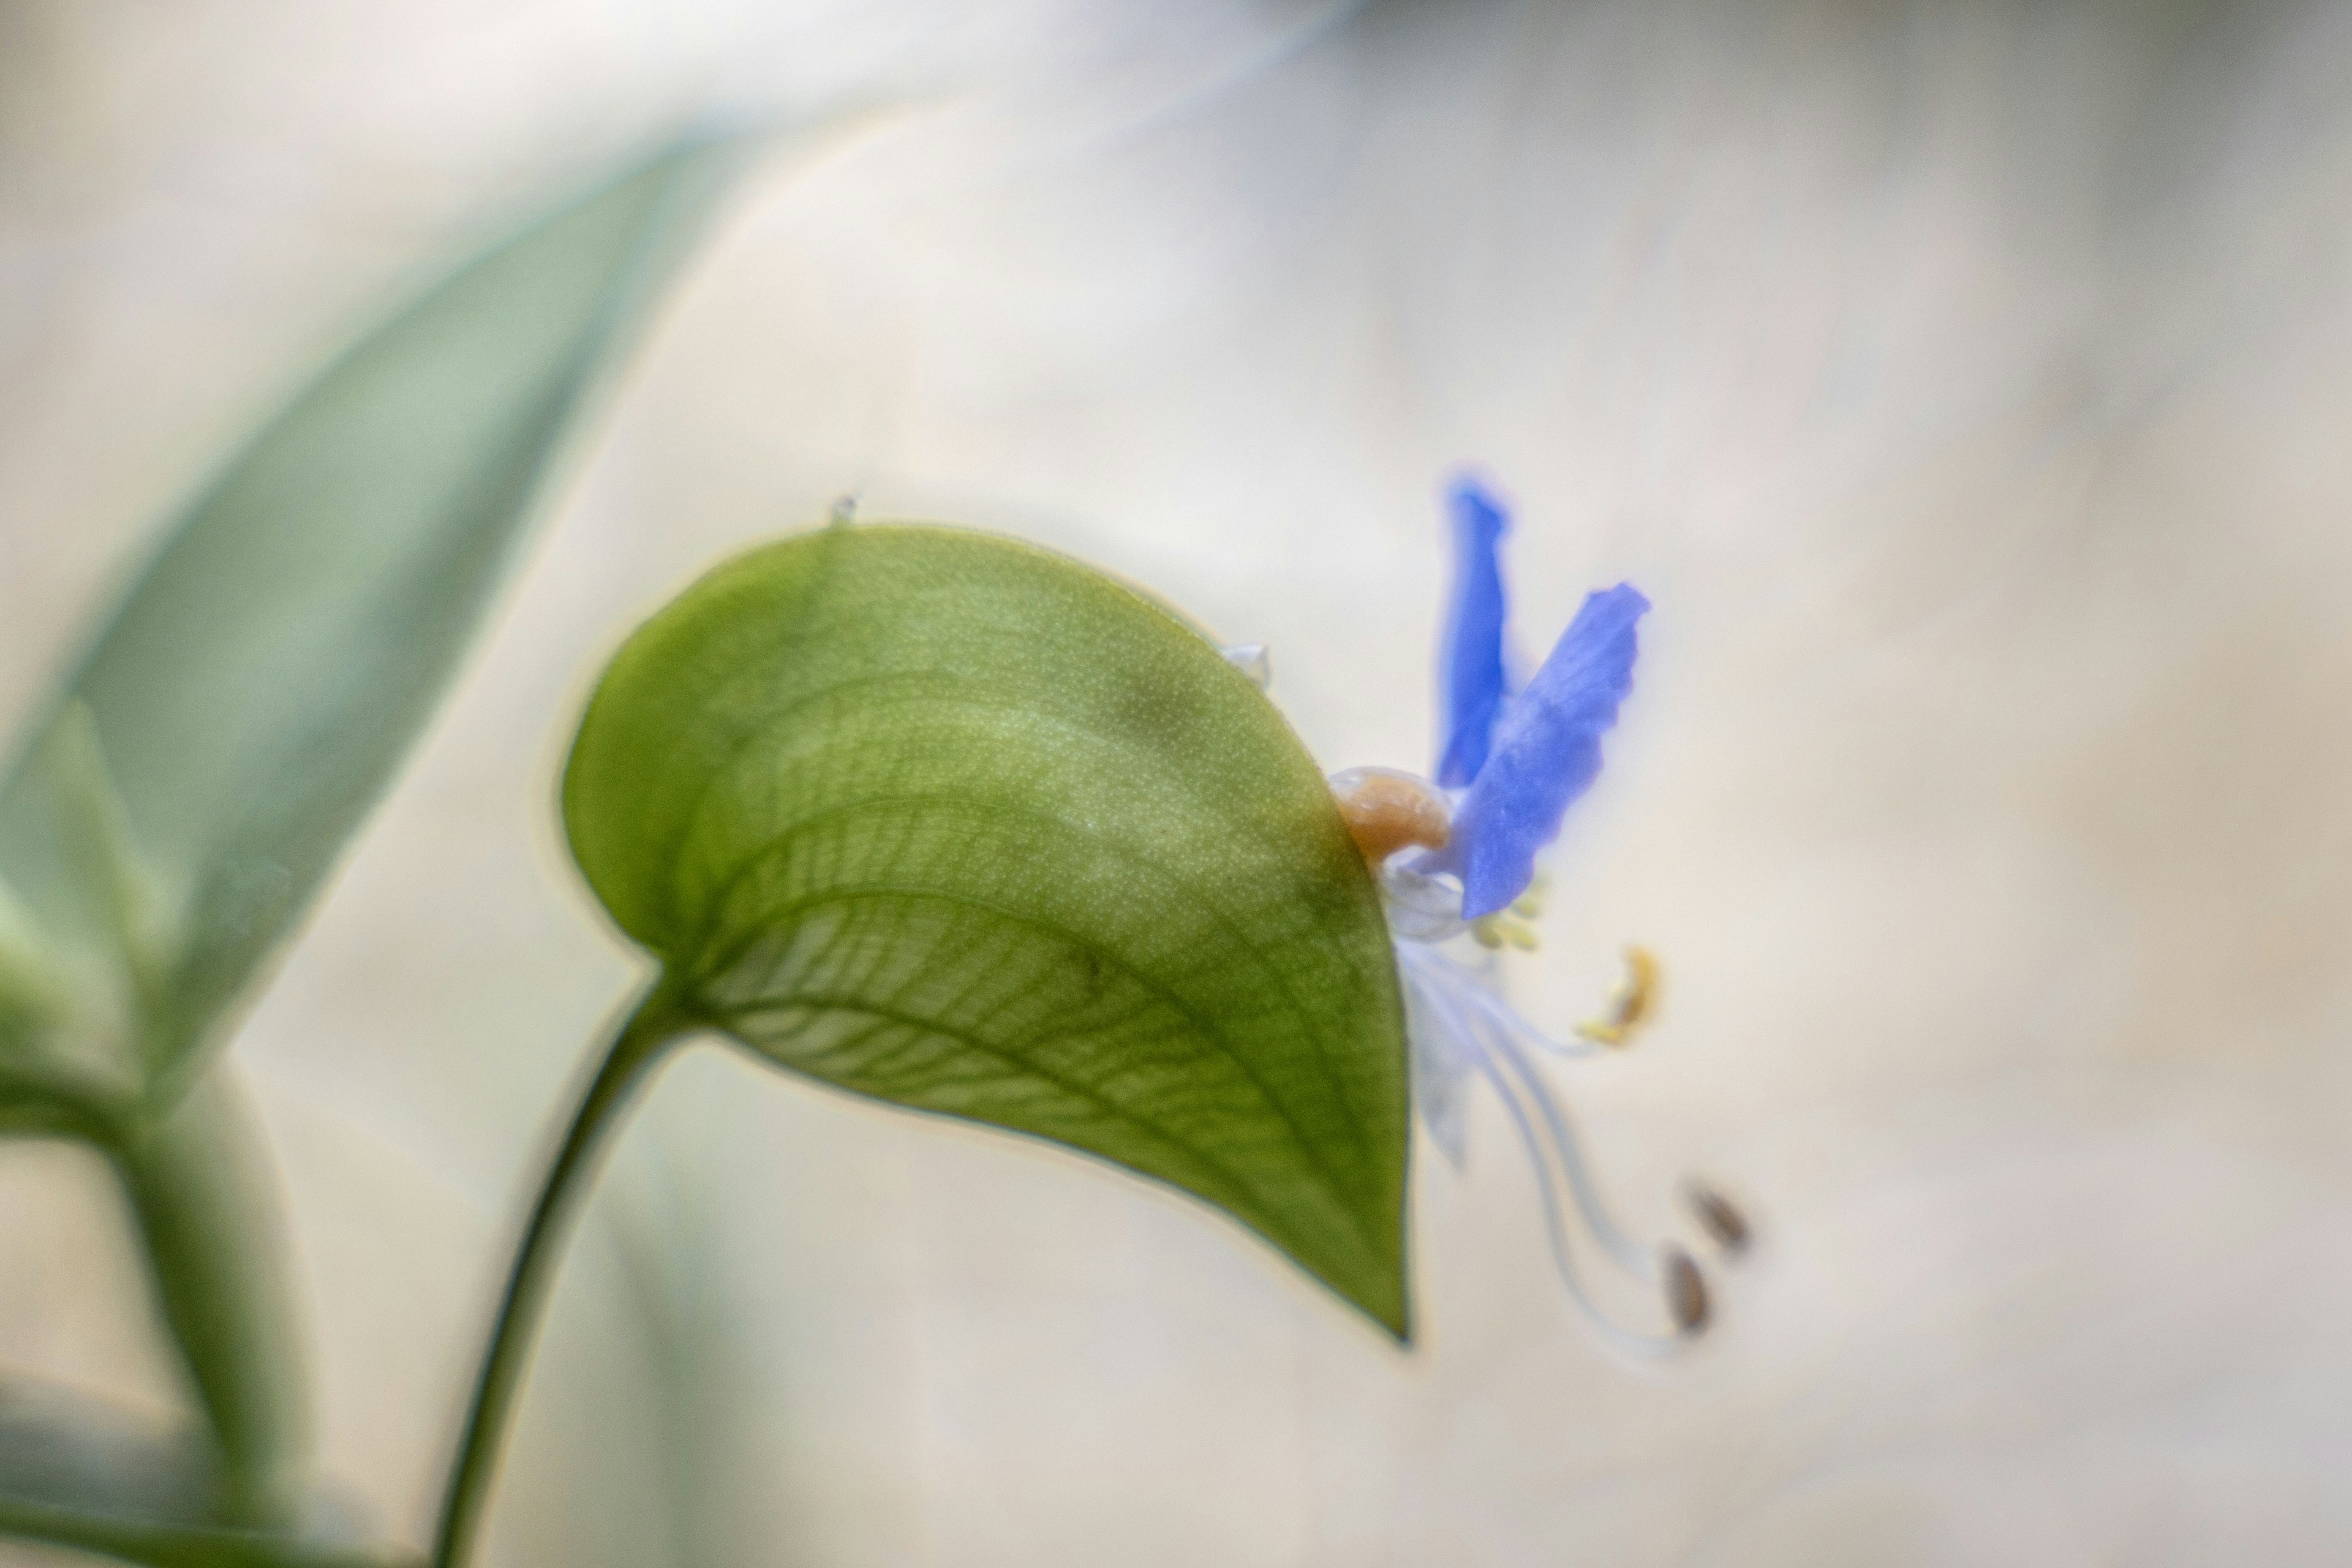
[564,526,1413,1336]
[0,138,733,1080]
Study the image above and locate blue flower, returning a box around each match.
[1325,473,1732,1347]
[1421,476,1649,919]
[1434,478,1512,790]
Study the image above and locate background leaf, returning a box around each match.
[108,1069,309,1523]
[0,137,736,1550]
[0,137,735,1082]
[0,1378,408,1568]
[564,524,1412,1336]
[0,1377,222,1527]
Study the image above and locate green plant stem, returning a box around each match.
[112,1067,304,1526]
[0,1495,415,1568]
[432,993,680,1568]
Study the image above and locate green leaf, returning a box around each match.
[0,137,736,1084]
[563,524,1413,1337]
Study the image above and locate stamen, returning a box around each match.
[1662,1246,1709,1335]
[1684,1179,1752,1258]
[1406,966,1657,1348]
[1510,872,1548,921]
[1451,963,1604,1060]
[1329,767,1451,866]
[1469,911,1540,951]
[1480,1011,1648,1275]
[1574,944,1660,1048]
[1397,943,1706,1349]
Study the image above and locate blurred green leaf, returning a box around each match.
[0,873,63,1065]
[564,525,1413,1336]
[0,137,736,1085]
[0,1501,411,1568]
[0,1378,219,1526]
[0,1379,408,1568]
[0,138,736,1555]
[110,1069,307,1523]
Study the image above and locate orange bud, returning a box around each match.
[1329,767,1451,865]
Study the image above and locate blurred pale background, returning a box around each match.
[7,0,2352,1562]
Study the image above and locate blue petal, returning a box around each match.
[1424,583,1648,918]
[1434,475,1512,789]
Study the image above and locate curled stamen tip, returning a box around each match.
[1575,943,1661,1048]
[1329,767,1451,866]
[1662,1247,1710,1336]
[1685,1179,1752,1257]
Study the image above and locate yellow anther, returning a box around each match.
[1574,944,1660,1048]
[1510,872,1548,921]
[1469,911,1540,952]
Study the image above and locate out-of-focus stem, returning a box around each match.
[0,1494,415,1568]
[111,1065,306,1526]
[431,992,681,1568]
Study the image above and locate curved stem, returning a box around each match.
[431,990,682,1568]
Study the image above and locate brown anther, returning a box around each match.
[1662,1247,1710,1336]
[1575,944,1661,1047]
[1329,768,1451,867]
[1685,1180,1752,1258]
